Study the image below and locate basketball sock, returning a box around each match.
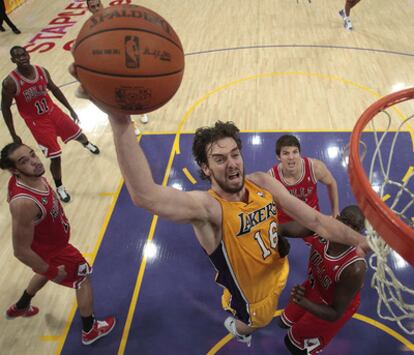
[81,315,95,332]
[54,179,63,188]
[15,290,34,310]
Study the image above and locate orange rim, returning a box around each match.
[348,87,414,267]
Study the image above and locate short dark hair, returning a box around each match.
[0,142,24,170]
[192,121,242,180]
[10,45,25,57]
[337,205,365,232]
[275,134,301,157]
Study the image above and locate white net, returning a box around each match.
[362,108,414,334]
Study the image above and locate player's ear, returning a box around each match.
[9,167,19,177]
[201,163,211,178]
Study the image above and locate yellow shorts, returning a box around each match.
[221,258,289,328]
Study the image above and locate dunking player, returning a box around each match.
[269,134,339,224]
[0,142,115,345]
[69,64,370,348]
[100,116,368,345]
[1,46,100,203]
[278,205,367,354]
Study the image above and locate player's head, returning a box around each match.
[0,143,45,178]
[10,46,30,68]
[337,205,365,232]
[275,135,301,172]
[192,121,244,193]
[86,0,103,14]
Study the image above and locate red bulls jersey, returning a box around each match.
[9,65,55,122]
[7,176,70,260]
[304,235,365,306]
[269,157,319,223]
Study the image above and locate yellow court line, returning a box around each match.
[182,167,197,184]
[206,334,233,355]
[99,192,117,197]
[382,194,391,202]
[117,215,160,354]
[117,135,180,355]
[53,178,125,355]
[353,314,414,351]
[402,166,414,183]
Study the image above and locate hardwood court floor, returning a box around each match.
[0,1,413,354]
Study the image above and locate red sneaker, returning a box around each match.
[5,304,39,319]
[82,316,116,345]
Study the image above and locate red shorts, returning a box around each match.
[37,244,92,289]
[281,280,359,354]
[24,106,82,158]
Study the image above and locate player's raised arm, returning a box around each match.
[108,113,212,224]
[248,171,369,255]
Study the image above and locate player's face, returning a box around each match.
[87,0,103,14]
[204,137,245,194]
[278,146,301,174]
[11,48,30,68]
[10,146,45,178]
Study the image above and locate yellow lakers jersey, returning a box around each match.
[208,179,289,305]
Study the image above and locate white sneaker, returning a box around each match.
[344,18,353,30]
[56,186,71,203]
[131,120,141,136]
[338,9,345,19]
[224,316,252,347]
[140,114,149,124]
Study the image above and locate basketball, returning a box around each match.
[73,4,184,115]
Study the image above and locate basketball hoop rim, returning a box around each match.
[348,87,414,267]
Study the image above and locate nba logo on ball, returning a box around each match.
[124,36,140,69]
[73,4,184,115]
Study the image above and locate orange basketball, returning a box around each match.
[73,4,184,115]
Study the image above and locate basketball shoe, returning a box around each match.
[140,114,149,124]
[57,185,71,203]
[344,18,353,31]
[85,142,100,154]
[5,304,39,319]
[82,316,116,345]
[338,9,345,18]
[224,316,252,347]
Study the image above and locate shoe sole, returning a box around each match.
[5,309,39,320]
[82,319,116,345]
